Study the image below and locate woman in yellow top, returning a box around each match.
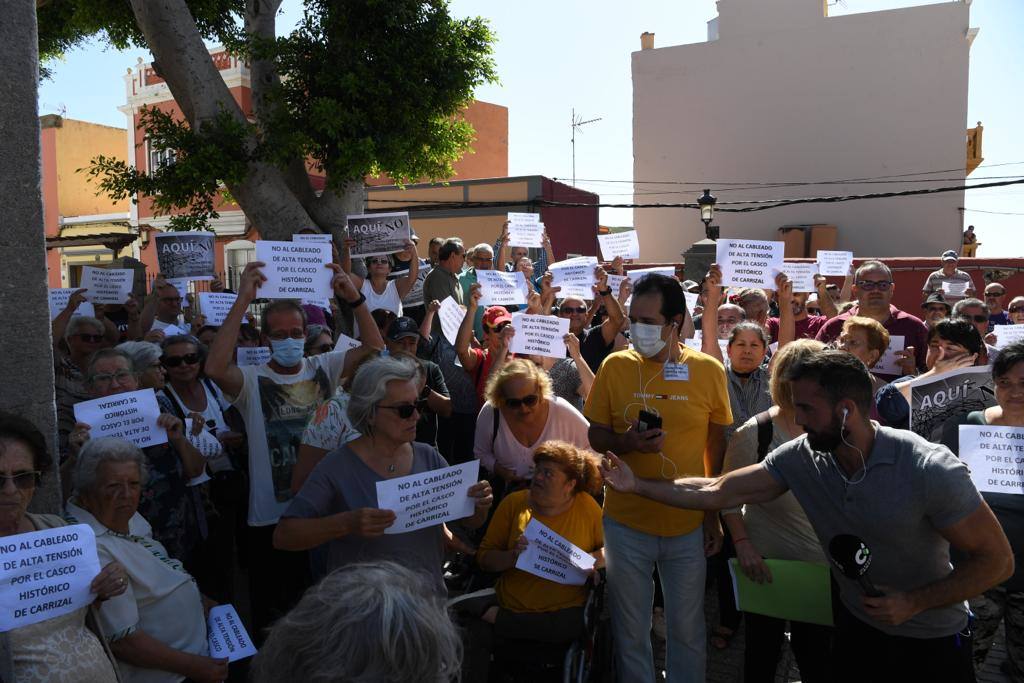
[464,440,603,678]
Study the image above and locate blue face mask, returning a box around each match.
[270,337,305,367]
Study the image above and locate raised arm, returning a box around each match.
[204,263,262,399]
[340,237,364,290]
[595,266,626,345]
[51,289,89,355]
[776,273,796,349]
[455,284,482,371]
[420,299,440,339]
[495,221,510,272]
[701,265,725,363]
[814,274,840,319]
[539,229,554,273]
[840,263,854,304]
[393,240,420,299]
[330,264,384,351]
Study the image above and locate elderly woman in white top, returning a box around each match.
[67,438,228,683]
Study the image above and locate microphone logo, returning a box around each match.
[854,546,869,566]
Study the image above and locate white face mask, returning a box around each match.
[631,322,667,358]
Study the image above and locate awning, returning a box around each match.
[46,232,138,252]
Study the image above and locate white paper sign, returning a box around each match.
[292,233,333,243]
[716,239,785,289]
[606,274,628,296]
[684,291,699,314]
[507,213,543,248]
[198,292,238,327]
[73,389,168,449]
[514,518,595,586]
[549,256,599,300]
[334,332,361,354]
[157,324,186,337]
[510,315,570,358]
[376,460,480,535]
[477,270,529,307]
[79,267,134,305]
[872,335,906,377]
[598,230,640,260]
[207,604,257,662]
[685,333,730,357]
[346,212,412,257]
[994,325,1024,349]
[777,263,817,293]
[255,241,333,300]
[184,418,223,460]
[236,347,271,366]
[0,525,101,633]
[959,425,1024,495]
[439,297,466,346]
[48,289,95,321]
[941,280,971,297]
[816,250,854,277]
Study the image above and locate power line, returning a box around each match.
[959,207,1024,216]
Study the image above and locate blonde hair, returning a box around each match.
[841,316,890,367]
[532,441,602,497]
[483,358,553,407]
[769,339,826,411]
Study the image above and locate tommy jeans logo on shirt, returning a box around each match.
[633,392,689,402]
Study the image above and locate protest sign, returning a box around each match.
[376,460,480,535]
[685,333,729,357]
[510,315,570,358]
[401,264,431,308]
[166,278,190,308]
[255,241,333,300]
[684,291,699,314]
[606,274,628,295]
[79,267,133,305]
[941,280,971,298]
[993,324,1024,349]
[477,270,529,307]
[198,292,237,327]
[816,250,854,277]
[207,605,257,663]
[0,525,101,632]
[154,231,215,281]
[598,230,640,260]
[346,212,411,257]
[73,389,168,449]
[716,239,785,289]
[958,425,1024,495]
[334,332,361,354]
[184,418,223,460]
[292,233,332,243]
[439,297,466,346]
[236,347,271,366]
[549,256,599,299]
[515,518,595,586]
[156,324,186,337]
[778,263,817,293]
[907,366,996,442]
[48,288,95,321]
[871,335,906,377]
[507,213,543,248]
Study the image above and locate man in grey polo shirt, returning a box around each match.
[602,349,1013,682]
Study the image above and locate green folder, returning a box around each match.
[728,559,834,626]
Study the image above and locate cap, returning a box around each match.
[681,280,700,293]
[941,250,959,262]
[482,306,513,329]
[922,292,952,311]
[387,316,421,342]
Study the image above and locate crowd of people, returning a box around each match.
[13,227,1018,682]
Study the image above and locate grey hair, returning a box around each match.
[952,297,988,317]
[72,437,148,496]
[251,562,461,683]
[65,315,104,340]
[855,259,893,280]
[85,348,136,381]
[347,355,420,435]
[116,341,163,371]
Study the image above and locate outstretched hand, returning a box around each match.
[600,452,637,493]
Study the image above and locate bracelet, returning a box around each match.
[733,537,749,545]
[599,287,613,297]
[345,292,367,308]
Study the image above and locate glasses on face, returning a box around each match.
[504,394,539,409]
[0,471,40,491]
[268,330,305,341]
[487,322,510,334]
[377,400,426,419]
[1011,306,1024,314]
[162,353,200,368]
[369,257,390,265]
[856,280,893,291]
[559,306,587,315]
[967,314,989,324]
[314,343,333,354]
[89,370,135,386]
[985,291,1005,298]
[76,333,104,344]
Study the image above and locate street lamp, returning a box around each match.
[698,188,717,240]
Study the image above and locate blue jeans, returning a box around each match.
[604,517,707,683]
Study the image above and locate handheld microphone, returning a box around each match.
[828,534,884,597]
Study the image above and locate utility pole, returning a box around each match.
[571,108,601,188]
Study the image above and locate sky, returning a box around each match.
[38,0,1023,256]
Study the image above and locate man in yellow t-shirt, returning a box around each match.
[584,273,732,682]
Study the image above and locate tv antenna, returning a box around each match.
[570,108,601,188]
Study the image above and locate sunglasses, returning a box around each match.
[0,471,40,491]
[504,394,539,409]
[856,280,892,291]
[985,292,1005,298]
[967,314,989,324]
[487,322,510,333]
[369,257,390,265]
[1011,307,1024,314]
[560,306,587,315]
[76,333,104,344]
[313,343,333,354]
[378,399,427,419]
[162,353,200,368]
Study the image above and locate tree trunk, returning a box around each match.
[129,0,314,240]
[0,0,62,512]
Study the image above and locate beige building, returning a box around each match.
[632,0,977,261]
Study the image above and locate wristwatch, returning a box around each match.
[345,292,367,308]
[599,287,613,297]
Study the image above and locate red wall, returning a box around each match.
[539,178,599,260]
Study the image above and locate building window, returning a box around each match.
[148,146,177,175]
[225,239,255,291]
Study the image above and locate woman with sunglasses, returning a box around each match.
[304,324,334,357]
[342,238,419,338]
[274,355,493,592]
[0,414,128,682]
[473,359,591,489]
[1008,296,1024,326]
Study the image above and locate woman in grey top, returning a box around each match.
[721,339,832,682]
[273,355,493,594]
